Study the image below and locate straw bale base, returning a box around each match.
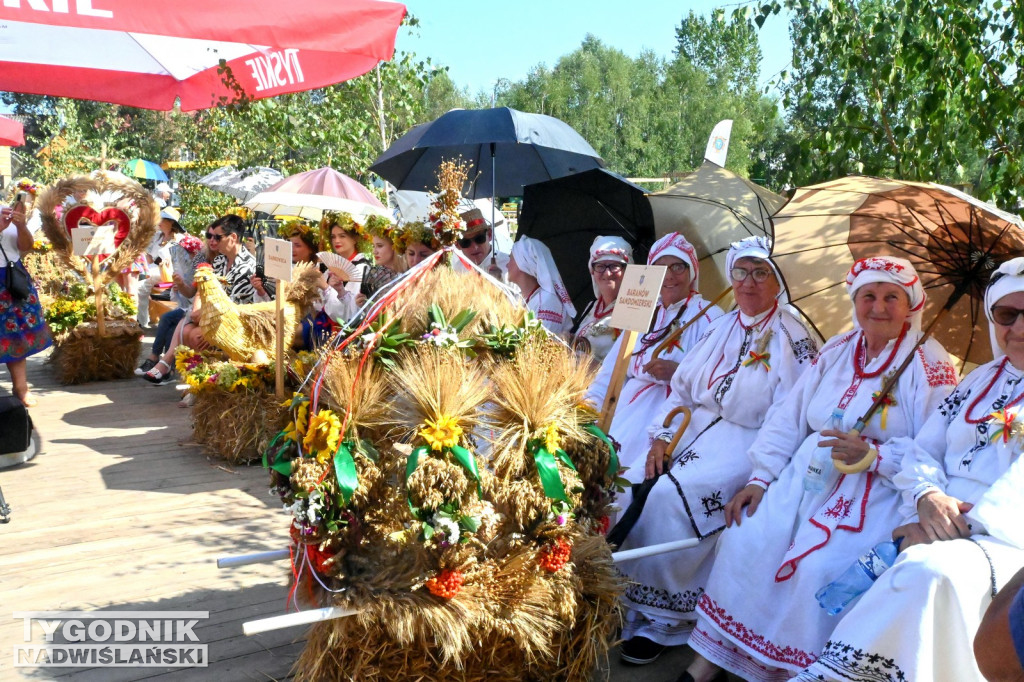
[293,534,621,681]
[192,389,288,464]
[49,320,142,385]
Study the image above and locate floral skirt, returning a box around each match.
[0,263,53,363]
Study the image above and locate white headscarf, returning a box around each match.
[984,257,1024,360]
[588,235,633,297]
[845,256,926,331]
[648,232,700,292]
[511,237,577,318]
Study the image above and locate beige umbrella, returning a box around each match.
[647,160,786,296]
[772,176,1024,368]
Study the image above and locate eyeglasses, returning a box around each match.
[592,262,625,275]
[206,232,224,242]
[664,263,690,275]
[457,233,489,249]
[991,306,1024,326]
[731,267,773,283]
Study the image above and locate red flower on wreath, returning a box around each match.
[538,537,572,572]
[426,568,464,599]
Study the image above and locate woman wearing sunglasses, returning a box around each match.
[796,258,1024,682]
[573,236,633,362]
[585,232,723,491]
[614,237,819,667]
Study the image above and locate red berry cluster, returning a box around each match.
[597,516,611,535]
[538,537,572,573]
[426,568,464,599]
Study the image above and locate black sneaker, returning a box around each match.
[620,636,668,665]
[134,358,157,376]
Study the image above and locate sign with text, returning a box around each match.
[610,264,666,333]
[71,224,117,257]
[262,238,292,282]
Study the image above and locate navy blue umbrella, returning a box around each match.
[370,107,604,199]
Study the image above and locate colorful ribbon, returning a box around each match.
[870,391,896,430]
[742,350,771,371]
[333,441,359,505]
[583,423,619,478]
[987,409,1018,444]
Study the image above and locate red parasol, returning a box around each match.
[0,115,24,147]
[0,0,406,111]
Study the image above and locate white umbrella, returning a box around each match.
[202,166,285,202]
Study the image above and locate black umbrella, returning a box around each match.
[517,168,656,323]
[370,108,603,271]
[370,108,604,197]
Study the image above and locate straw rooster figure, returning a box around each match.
[192,262,324,363]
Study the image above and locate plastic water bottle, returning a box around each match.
[804,408,845,492]
[815,538,902,615]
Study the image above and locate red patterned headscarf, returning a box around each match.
[648,232,700,292]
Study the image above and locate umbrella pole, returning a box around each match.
[651,287,733,361]
[842,298,962,473]
[488,143,502,279]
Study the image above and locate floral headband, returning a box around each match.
[279,219,322,251]
[319,210,370,251]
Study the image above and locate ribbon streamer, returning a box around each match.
[870,391,896,430]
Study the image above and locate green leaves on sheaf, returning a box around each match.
[366,314,412,369]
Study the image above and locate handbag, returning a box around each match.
[0,241,32,301]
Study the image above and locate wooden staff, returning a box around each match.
[275,280,287,400]
[597,329,639,432]
[650,287,733,361]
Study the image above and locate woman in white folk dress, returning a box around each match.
[615,237,820,666]
[796,258,1024,682]
[507,236,576,335]
[585,231,722,486]
[683,256,959,682]
[573,235,633,363]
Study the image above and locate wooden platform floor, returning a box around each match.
[0,340,705,682]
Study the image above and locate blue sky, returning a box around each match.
[396,1,793,99]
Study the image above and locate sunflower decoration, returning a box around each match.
[420,414,463,451]
[303,408,343,463]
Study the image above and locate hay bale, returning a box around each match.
[192,389,288,463]
[48,320,142,384]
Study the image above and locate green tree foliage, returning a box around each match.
[758,0,1024,208]
[1,94,187,184]
[494,16,785,182]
